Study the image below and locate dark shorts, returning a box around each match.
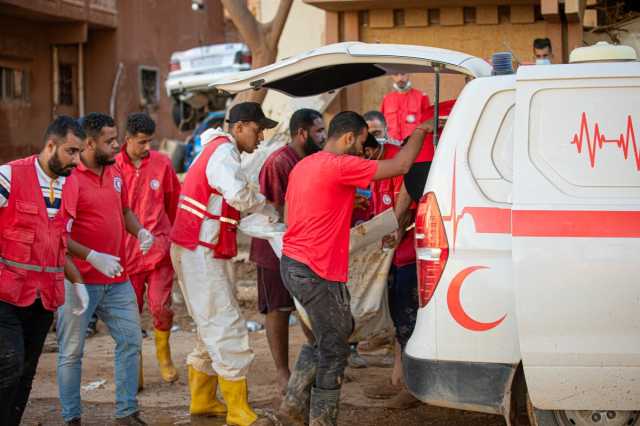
[388,263,419,349]
[257,265,295,314]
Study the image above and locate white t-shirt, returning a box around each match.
[0,157,66,219]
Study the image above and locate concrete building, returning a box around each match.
[302,0,587,114]
[0,0,226,162]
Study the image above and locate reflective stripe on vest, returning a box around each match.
[0,256,64,273]
[178,194,239,225]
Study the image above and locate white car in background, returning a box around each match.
[209,41,640,426]
[165,42,251,130]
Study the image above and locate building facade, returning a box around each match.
[303,0,587,114]
[0,0,227,162]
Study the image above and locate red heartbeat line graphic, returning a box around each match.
[442,153,511,250]
[571,112,640,171]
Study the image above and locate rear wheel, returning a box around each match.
[527,395,639,426]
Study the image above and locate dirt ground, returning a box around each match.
[21,261,505,426]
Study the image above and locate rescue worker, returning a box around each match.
[57,112,154,426]
[249,108,326,396]
[363,110,400,146]
[278,111,427,425]
[170,102,277,426]
[115,113,181,386]
[0,116,88,426]
[533,37,553,64]
[380,73,430,142]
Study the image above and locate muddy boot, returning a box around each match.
[219,376,274,426]
[278,344,317,425]
[309,387,340,426]
[155,328,179,383]
[188,366,227,417]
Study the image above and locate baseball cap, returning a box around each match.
[226,102,278,129]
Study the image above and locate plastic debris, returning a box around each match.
[81,379,106,391]
[246,320,264,332]
[171,324,181,332]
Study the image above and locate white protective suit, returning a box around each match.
[171,128,268,380]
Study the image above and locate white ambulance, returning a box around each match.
[209,41,640,426]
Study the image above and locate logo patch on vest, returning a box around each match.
[383,194,392,205]
[406,114,416,124]
[113,176,122,193]
[66,218,74,233]
[150,179,160,190]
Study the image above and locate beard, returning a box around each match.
[303,134,323,156]
[96,149,116,166]
[48,149,75,177]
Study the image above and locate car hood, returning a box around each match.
[208,42,492,96]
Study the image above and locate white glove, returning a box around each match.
[71,283,89,316]
[137,228,154,255]
[86,250,123,278]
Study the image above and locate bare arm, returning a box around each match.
[124,207,144,237]
[394,182,414,238]
[373,123,429,181]
[64,255,83,283]
[68,238,91,260]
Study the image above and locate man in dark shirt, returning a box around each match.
[249,109,326,395]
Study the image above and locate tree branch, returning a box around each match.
[220,0,262,49]
[265,0,293,47]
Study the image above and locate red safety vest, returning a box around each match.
[0,156,78,311]
[170,137,241,259]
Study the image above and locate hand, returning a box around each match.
[416,121,434,133]
[71,282,89,316]
[86,250,123,278]
[354,195,370,211]
[137,228,155,255]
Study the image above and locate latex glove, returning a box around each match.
[71,282,89,316]
[86,250,123,278]
[137,228,154,255]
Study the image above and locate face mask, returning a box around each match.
[376,137,387,145]
[535,58,551,65]
[393,80,412,93]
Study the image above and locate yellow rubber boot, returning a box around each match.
[188,365,227,417]
[155,329,179,383]
[218,377,258,426]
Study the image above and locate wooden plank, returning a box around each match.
[583,8,597,28]
[476,5,498,25]
[440,7,463,26]
[541,0,559,22]
[369,8,394,28]
[404,8,428,27]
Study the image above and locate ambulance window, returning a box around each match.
[468,89,514,204]
[492,105,514,182]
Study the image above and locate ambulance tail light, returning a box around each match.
[169,60,181,72]
[415,192,449,308]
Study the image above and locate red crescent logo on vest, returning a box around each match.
[150,179,160,190]
[447,266,506,332]
[383,194,392,205]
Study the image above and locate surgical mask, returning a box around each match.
[375,137,387,145]
[393,80,412,93]
[535,58,551,65]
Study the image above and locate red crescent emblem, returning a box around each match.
[447,266,506,332]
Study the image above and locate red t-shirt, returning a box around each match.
[70,162,129,284]
[283,151,378,283]
[250,144,300,270]
[116,150,181,274]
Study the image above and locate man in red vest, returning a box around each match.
[0,116,88,426]
[171,102,277,426]
[116,113,181,386]
[380,73,430,142]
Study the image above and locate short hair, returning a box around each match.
[363,132,379,150]
[533,38,552,51]
[289,108,322,138]
[363,110,386,126]
[44,115,85,144]
[80,112,115,139]
[327,111,368,140]
[126,112,156,136]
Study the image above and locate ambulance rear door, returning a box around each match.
[512,62,640,410]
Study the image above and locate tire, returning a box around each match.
[526,391,639,426]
